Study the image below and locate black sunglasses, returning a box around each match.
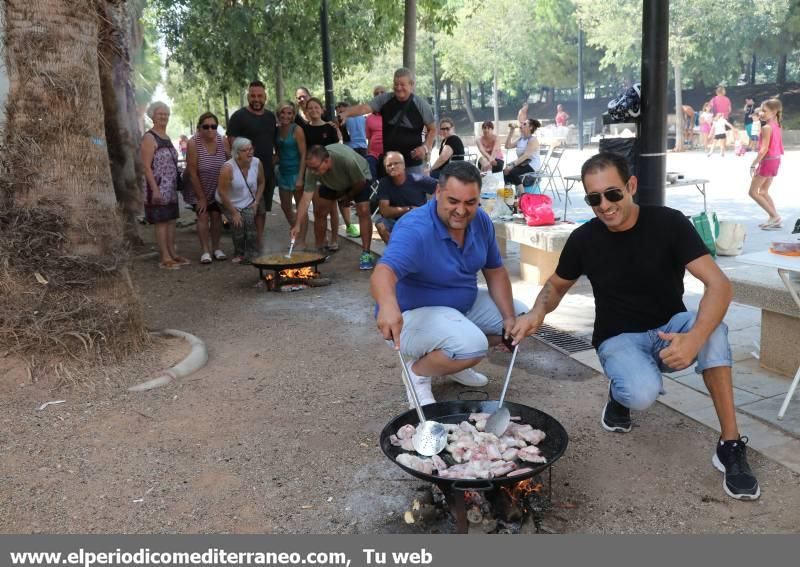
[200,124,218,130]
[584,187,626,207]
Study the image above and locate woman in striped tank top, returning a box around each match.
[186,112,231,263]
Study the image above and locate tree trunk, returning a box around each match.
[275,62,284,103]
[402,0,416,73]
[444,80,452,112]
[673,63,684,152]
[777,53,787,91]
[223,91,230,127]
[459,81,475,125]
[2,0,147,374]
[492,68,499,125]
[479,82,486,109]
[98,0,144,246]
[749,54,756,85]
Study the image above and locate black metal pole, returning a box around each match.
[577,27,585,151]
[637,0,668,206]
[320,0,335,118]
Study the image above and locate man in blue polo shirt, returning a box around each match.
[371,161,528,407]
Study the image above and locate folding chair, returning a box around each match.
[518,146,552,196]
[521,146,566,201]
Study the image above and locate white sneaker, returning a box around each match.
[447,368,489,387]
[405,359,435,409]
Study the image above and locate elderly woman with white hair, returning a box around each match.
[216,137,266,263]
[141,101,187,270]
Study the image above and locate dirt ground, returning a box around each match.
[2,213,799,534]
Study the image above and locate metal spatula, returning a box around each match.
[485,341,520,437]
[284,238,296,259]
[395,348,448,456]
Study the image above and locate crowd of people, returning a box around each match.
[138,74,783,504]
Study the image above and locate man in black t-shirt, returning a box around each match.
[227,80,277,250]
[340,68,436,175]
[510,152,760,502]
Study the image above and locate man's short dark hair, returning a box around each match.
[307,145,330,162]
[438,161,482,190]
[580,152,631,185]
[249,80,266,90]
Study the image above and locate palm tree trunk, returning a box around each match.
[2,0,147,372]
[98,0,144,246]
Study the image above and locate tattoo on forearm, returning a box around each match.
[534,282,554,310]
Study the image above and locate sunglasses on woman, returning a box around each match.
[583,187,626,207]
[201,124,218,130]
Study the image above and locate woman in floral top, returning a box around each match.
[141,101,188,270]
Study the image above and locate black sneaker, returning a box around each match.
[712,437,761,500]
[601,384,631,433]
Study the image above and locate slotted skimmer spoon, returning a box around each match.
[485,340,520,437]
[395,346,448,456]
[284,238,296,259]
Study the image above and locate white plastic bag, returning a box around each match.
[482,172,504,193]
[715,221,746,256]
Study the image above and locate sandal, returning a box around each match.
[159,260,181,270]
[325,243,339,253]
[200,252,212,264]
[173,256,191,266]
[213,249,227,261]
[231,256,245,264]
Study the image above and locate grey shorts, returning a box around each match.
[399,288,528,361]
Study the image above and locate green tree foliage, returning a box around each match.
[132,16,162,108]
[576,0,799,87]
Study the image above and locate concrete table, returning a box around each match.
[493,221,578,285]
[737,250,800,419]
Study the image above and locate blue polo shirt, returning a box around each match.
[378,198,503,313]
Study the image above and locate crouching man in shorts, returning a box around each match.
[371,161,528,407]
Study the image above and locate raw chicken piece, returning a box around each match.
[490,460,518,477]
[501,448,519,461]
[486,443,503,461]
[431,454,448,473]
[507,423,546,445]
[507,467,534,477]
[474,419,487,432]
[459,421,480,435]
[396,453,434,475]
[389,434,415,452]
[396,424,416,440]
[517,445,547,463]
[469,412,491,422]
[499,435,527,449]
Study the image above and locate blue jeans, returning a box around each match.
[596,311,732,411]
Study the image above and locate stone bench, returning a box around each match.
[493,221,578,285]
[730,275,800,377]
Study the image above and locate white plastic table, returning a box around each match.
[736,250,800,419]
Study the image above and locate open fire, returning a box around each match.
[263,267,331,292]
[404,476,552,534]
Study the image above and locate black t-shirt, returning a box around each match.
[227,107,277,167]
[434,135,465,170]
[376,173,438,207]
[743,103,755,125]
[555,206,709,347]
[303,123,338,148]
[374,94,434,167]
